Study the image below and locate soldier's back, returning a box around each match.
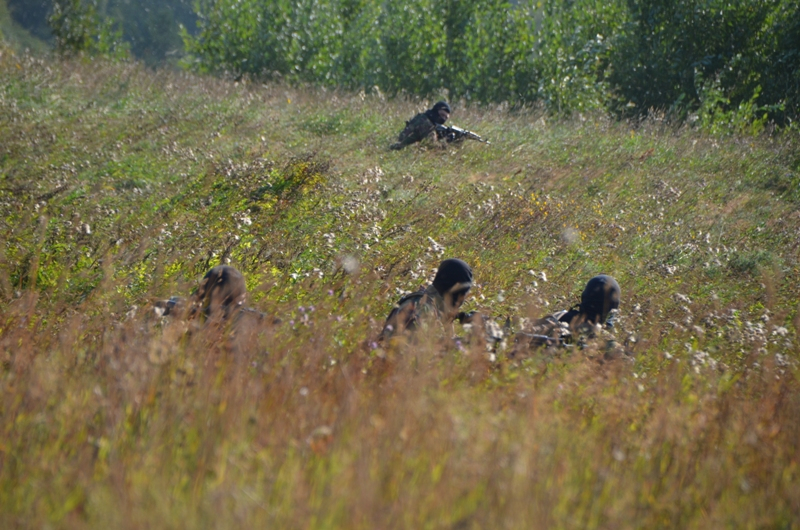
[391,112,437,150]
[381,287,442,339]
[193,265,247,322]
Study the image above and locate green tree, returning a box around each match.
[47,0,127,57]
[107,0,196,66]
[606,0,776,120]
[335,0,383,90]
[377,0,446,96]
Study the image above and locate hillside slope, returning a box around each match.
[0,0,49,54]
[1,48,799,528]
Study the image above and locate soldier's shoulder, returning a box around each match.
[407,112,433,126]
[381,288,438,339]
[396,287,425,304]
[396,288,440,314]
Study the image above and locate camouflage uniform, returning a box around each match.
[390,101,451,150]
[152,266,282,346]
[381,284,445,338]
[153,265,246,322]
[191,265,247,322]
[390,113,440,150]
[512,275,624,358]
[380,257,472,340]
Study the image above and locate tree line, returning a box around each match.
[7,0,800,128]
[6,0,195,66]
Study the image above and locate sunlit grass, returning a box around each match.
[1,46,799,528]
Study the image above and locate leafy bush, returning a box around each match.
[185,0,798,127]
[694,77,782,136]
[106,0,196,66]
[728,249,774,276]
[47,0,127,58]
[7,0,196,64]
[746,1,800,126]
[527,0,627,114]
[606,0,799,127]
[183,0,621,111]
[7,0,800,127]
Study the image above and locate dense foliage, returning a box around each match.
[5,0,196,65]
[47,0,127,59]
[5,0,799,125]
[183,0,619,113]
[184,0,800,125]
[605,0,800,126]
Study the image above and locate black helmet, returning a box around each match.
[432,101,451,114]
[580,275,620,324]
[432,258,472,297]
[426,101,452,125]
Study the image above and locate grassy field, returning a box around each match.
[1,43,800,528]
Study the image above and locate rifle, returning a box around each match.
[457,311,509,353]
[153,296,185,317]
[153,297,281,324]
[435,124,490,144]
[516,331,570,348]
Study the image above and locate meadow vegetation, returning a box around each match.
[5,0,799,126]
[1,45,799,528]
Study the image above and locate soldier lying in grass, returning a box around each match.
[390,101,489,150]
[380,258,508,354]
[380,258,474,340]
[153,265,275,325]
[512,274,625,359]
[390,101,451,150]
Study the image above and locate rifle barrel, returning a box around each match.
[518,331,564,347]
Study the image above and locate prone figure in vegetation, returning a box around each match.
[153,265,273,325]
[389,102,489,150]
[190,265,247,322]
[380,258,475,340]
[380,258,507,353]
[513,274,622,355]
[390,101,451,150]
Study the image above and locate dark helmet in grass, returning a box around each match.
[433,258,473,313]
[433,258,472,296]
[431,101,451,114]
[580,274,620,325]
[427,101,451,125]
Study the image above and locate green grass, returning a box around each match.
[1,43,799,528]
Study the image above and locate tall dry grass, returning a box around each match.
[2,287,798,528]
[0,45,799,528]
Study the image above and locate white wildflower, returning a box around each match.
[772,326,788,337]
[675,293,691,304]
[342,255,359,274]
[562,227,579,245]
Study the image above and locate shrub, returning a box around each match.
[606,0,799,127]
[182,0,623,111]
[47,0,128,58]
